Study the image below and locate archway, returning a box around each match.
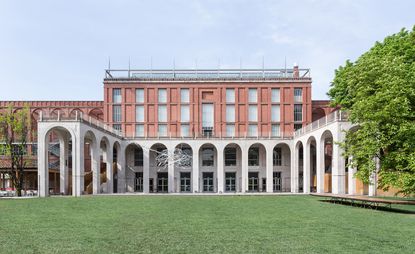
[321,130,333,193]
[125,143,144,192]
[149,143,168,193]
[295,141,304,193]
[272,143,291,192]
[306,136,317,193]
[247,143,266,192]
[100,137,112,193]
[174,143,193,193]
[223,143,242,192]
[83,131,97,194]
[199,143,217,193]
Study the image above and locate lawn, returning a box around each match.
[0,195,414,253]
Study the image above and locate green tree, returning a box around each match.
[0,105,31,196]
[328,27,415,195]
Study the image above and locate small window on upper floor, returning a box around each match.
[181,89,189,103]
[294,88,302,102]
[271,88,280,103]
[158,89,167,103]
[113,88,122,103]
[226,88,235,103]
[136,89,144,103]
[248,88,257,103]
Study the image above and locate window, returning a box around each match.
[226,105,235,122]
[202,148,214,166]
[248,88,257,103]
[271,105,280,122]
[248,124,258,137]
[271,88,280,103]
[271,124,280,137]
[135,105,144,122]
[113,124,121,132]
[225,172,236,192]
[248,105,257,122]
[248,147,259,166]
[112,105,121,122]
[158,89,167,103]
[226,88,235,103]
[294,123,303,131]
[203,172,214,192]
[273,172,282,191]
[248,172,259,191]
[158,124,167,137]
[225,147,237,166]
[294,104,302,122]
[181,105,190,122]
[136,89,144,103]
[226,124,235,137]
[158,105,167,122]
[294,88,302,102]
[181,124,190,137]
[273,147,282,166]
[135,124,144,137]
[181,89,189,103]
[202,103,214,128]
[113,88,121,103]
[134,148,143,166]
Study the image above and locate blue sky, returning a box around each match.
[0,0,414,101]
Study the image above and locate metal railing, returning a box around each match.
[105,68,311,80]
[294,110,348,138]
[124,131,294,140]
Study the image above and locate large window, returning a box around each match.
[158,124,167,137]
[181,105,190,122]
[248,105,257,122]
[271,105,280,122]
[158,105,167,122]
[181,88,189,103]
[248,124,258,137]
[248,147,259,166]
[226,88,235,103]
[273,147,282,166]
[226,105,235,122]
[112,105,121,122]
[134,148,143,166]
[226,124,235,137]
[294,88,302,102]
[158,89,167,103]
[294,104,302,122]
[202,103,214,128]
[225,147,237,166]
[136,105,144,122]
[136,89,144,103]
[248,88,257,103]
[202,148,214,166]
[271,88,280,103]
[113,88,122,103]
[135,124,144,137]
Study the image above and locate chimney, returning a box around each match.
[293,63,299,78]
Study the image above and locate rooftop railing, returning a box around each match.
[104,68,311,80]
[294,110,349,138]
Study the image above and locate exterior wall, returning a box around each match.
[103,79,312,138]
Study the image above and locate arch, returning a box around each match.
[99,136,112,194]
[306,136,317,193]
[312,107,326,122]
[223,143,242,192]
[149,143,169,193]
[88,108,104,121]
[320,130,334,193]
[295,141,304,193]
[69,108,84,119]
[82,130,98,195]
[124,142,144,192]
[112,141,122,193]
[174,143,193,193]
[199,143,218,193]
[247,143,267,192]
[50,108,66,119]
[272,142,291,192]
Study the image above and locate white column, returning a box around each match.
[168,146,175,193]
[316,139,324,193]
[368,157,379,196]
[106,147,113,194]
[143,148,150,193]
[303,143,310,194]
[37,130,48,197]
[73,136,84,197]
[290,145,297,193]
[192,146,199,193]
[241,146,248,193]
[117,145,126,193]
[217,145,224,193]
[92,142,100,195]
[266,145,273,193]
[348,156,356,195]
[332,142,346,195]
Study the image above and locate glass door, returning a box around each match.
[248,172,259,192]
[203,172,214,192]
[225,172,236,192]
[180,172,191,192]
[157,172,168,192]
[273,172,282,192]
[134,172,143,192]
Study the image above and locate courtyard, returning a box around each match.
[0,195,414,253]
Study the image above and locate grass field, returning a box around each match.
[0,195,414,253]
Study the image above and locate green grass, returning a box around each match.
[0,195,414,254]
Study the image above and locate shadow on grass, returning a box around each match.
[318,199,415,214]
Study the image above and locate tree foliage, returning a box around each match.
[328,27,415,195]
[0,105,31,196]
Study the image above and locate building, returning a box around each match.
[2,65,383,197]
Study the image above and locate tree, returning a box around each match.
[0,105,31,196]
[328,26,415,195]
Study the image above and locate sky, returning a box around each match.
[0,0,414,101]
